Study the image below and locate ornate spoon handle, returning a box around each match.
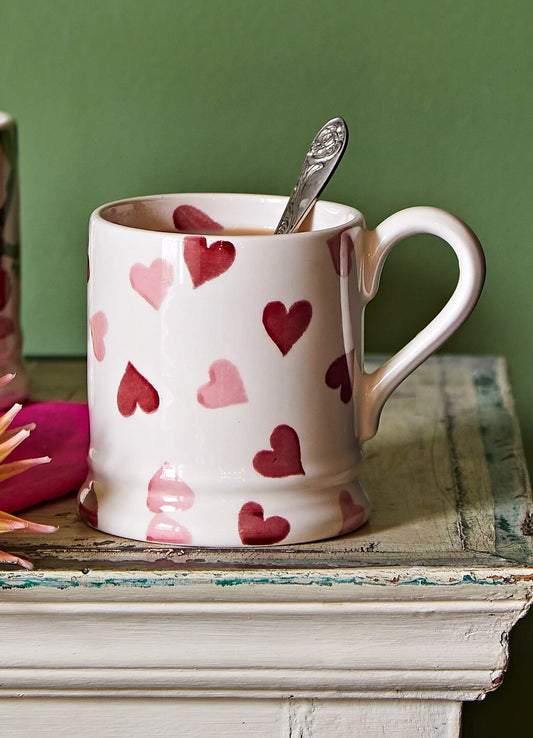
[275,117,348,235]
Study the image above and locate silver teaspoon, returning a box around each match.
[275,117,348,234]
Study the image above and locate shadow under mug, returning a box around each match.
[79,193,485,546]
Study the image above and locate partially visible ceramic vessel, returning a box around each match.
[80,193,485,546]
[0,113,30,408]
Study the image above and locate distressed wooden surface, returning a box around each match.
[2,698,462,738]
[1,357,532,737]
[5,355,532,577]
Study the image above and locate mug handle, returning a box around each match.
[357,206,485,442]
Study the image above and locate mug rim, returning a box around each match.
[91,192,364,238]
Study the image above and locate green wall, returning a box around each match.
[1,1,532,732]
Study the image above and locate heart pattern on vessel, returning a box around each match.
[117,362,160,417]
[93,212,372,546]
[238,501,290,545]
[129,258,174,310]
[89,311,108,362]
[197,359,248,409]
[338,489,366,534]
[262,300,312,356]
[253,424,304,478]
[183,236,235,288]
[146,513,192,544]
[327,231,353,276]
[325,350,354,403]
[147,462,195,512]
[173,205,222,233]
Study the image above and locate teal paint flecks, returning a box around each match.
[474,368,533,564]
[0,571,526,590]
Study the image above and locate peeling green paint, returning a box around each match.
[497,516,512,534]
[0,576,170,590]
[474,367,533,564]
[0,571,522,591]
[213,574,510,588]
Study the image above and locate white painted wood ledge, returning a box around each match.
[0,356,531,737]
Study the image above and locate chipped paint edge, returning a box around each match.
[2,567,533,591]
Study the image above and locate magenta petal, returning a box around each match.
[0,402,89,513]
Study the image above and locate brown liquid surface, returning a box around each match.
[220,227,275,236]
[176,226,275,236]
[178,226,314,236]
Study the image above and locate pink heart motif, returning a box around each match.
[117,362,160,417]
[325,350,354,404]
[89,311,108,362]
[147,463,195,513]
[146,513,192,544]
[253,424,305,478]
[262,300,312,356]
[338,489,366,535]
[238,501,290,545]
[129,258,174,310]
[183,236,236,288]
[197,359,248,409]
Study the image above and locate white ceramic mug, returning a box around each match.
[79,193,485,546]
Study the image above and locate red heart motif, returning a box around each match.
[238,501,290,545]
[89,311,108,362]
[338,489,366,534]
[253,424,305,478]
[183,236,236,288]
[325,351,354,404]
[327,231,353,276]
[146,513,192,544]
[262,300,312,356]
[197,359,248,409]
[117,362,160,417]
[129,258,174,310]
[173,205,222,234]
[147,462,195,512]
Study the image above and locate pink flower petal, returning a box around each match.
[0,374,15,390]
[0,549,33,570]
[0,509,57,534]
[0,403,22,435]
[0,402,89,513]
[0,456,51,483]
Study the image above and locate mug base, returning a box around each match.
[78,477,371,547]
